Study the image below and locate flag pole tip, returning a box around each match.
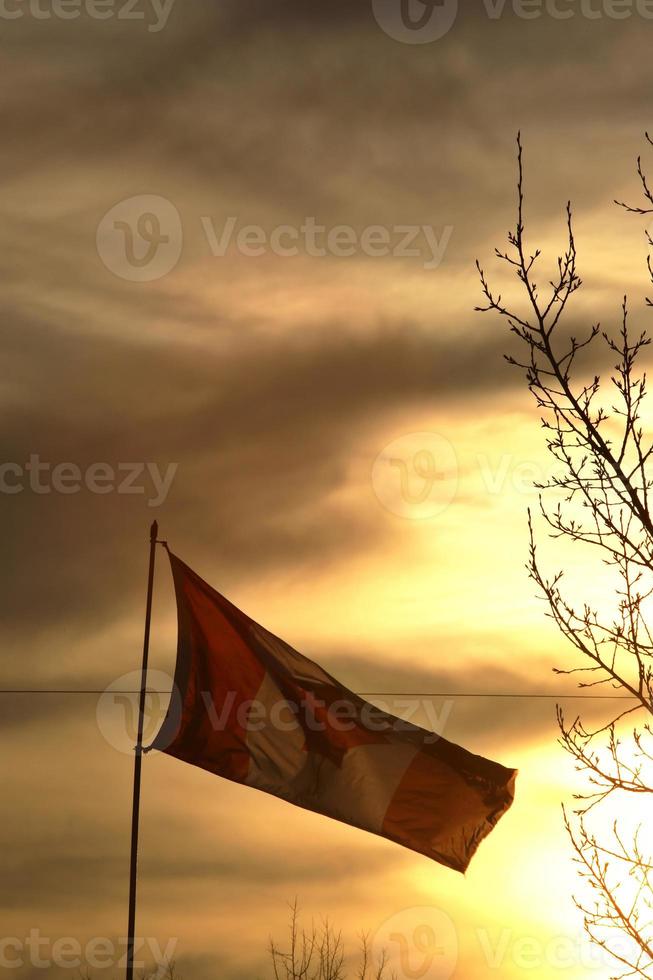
[150,520,159,542]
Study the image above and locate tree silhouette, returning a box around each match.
[477,134,653,978]
[267,901,393,980]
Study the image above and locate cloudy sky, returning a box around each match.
[3,1,653,977]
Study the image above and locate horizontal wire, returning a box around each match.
[0,689,638,699]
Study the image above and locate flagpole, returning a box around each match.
[126,519,159,980]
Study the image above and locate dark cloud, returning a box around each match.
[3,833,396,911]
[0,309,519,649]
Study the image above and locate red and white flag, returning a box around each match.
[151,551,516,873]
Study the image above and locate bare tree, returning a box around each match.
[267,901,394,980]
[477,133,653,978]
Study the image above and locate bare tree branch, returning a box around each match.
[479,134,653,979]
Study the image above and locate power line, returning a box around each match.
[0,689,638,699]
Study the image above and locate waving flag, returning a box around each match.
[151,551,516,873]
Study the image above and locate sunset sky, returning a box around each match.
[4,2,653,978]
